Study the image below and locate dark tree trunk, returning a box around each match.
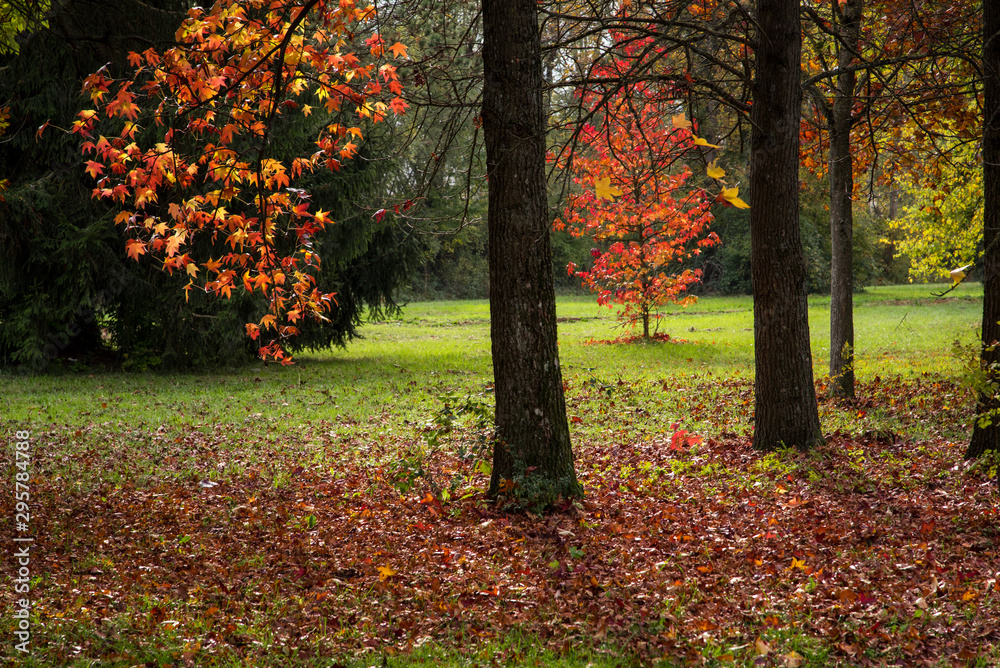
[482,0,581,503]
[968,0,1000,460]
[749,0,824,451]
[828,0,863,400]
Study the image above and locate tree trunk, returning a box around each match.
[968,0,1000,459]
[828,0,862,400]
[482,0,581,503]
[749,0,824,451]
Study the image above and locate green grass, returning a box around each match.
[4,283,981,431]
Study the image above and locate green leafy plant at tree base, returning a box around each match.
[388,393,495,497]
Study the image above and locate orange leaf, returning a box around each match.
[125,239,147,261]
[84,160,104,179]
[388,42,408,59]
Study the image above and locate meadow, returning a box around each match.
[1,283,997,667]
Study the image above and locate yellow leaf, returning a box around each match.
[723,186,750,209]
[377,565,397,581]
[706,159,726,180]
[791,557,806,571]
[950,264,972,283]
[671,113,692,130]
[185,262,198,278]
[594,176,622,201]
[783,651,805,668]
[755,637,772,655]
[694,136,721,149]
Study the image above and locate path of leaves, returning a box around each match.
[2,376,998,666]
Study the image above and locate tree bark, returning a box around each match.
[968,0,1000,459]
[749,0,824,451]
[482,0,581,503]
[828,0,862,400]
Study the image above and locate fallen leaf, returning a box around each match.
[782,651,805,667]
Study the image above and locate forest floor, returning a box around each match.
[2,285,998,667]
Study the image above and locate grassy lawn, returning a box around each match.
[1,284,997,667]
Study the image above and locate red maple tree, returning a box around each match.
[556,76,723,338]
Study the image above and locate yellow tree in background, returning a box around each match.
[887,141,982,282]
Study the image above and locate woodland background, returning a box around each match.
[0,0,945,373]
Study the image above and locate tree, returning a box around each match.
[538,0,824,449]
[799,0,979,399]
[750,0,824,450]
[70,0,409,364]
[968,1,1000,460]
[818,0,862,399]
[482,0,581,504]
[0,0,49,54]
[886,140,982,281]
[556,80,719,338]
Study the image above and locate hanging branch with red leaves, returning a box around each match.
[70,0,408,364]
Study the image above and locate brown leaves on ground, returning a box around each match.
[1,375,998,666]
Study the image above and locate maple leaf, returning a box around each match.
[693,136,721,149]
[377,565,396,581]
[782,651,805,668]
[84,161,104,179]
[125,239,147,261]
[950,264,972,283]
[671,113,692,129]
[594,176,622,201]
[722,186,750,209]
[706,159,726,180]
[388,42,408,59]
[164,233,184,257]
[389,97,409,115]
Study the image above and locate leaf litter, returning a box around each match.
[1,373,998,666]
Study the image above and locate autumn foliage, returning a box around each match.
[798,0,979,187]
[556,71,724,337]
[70,0,408,363]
